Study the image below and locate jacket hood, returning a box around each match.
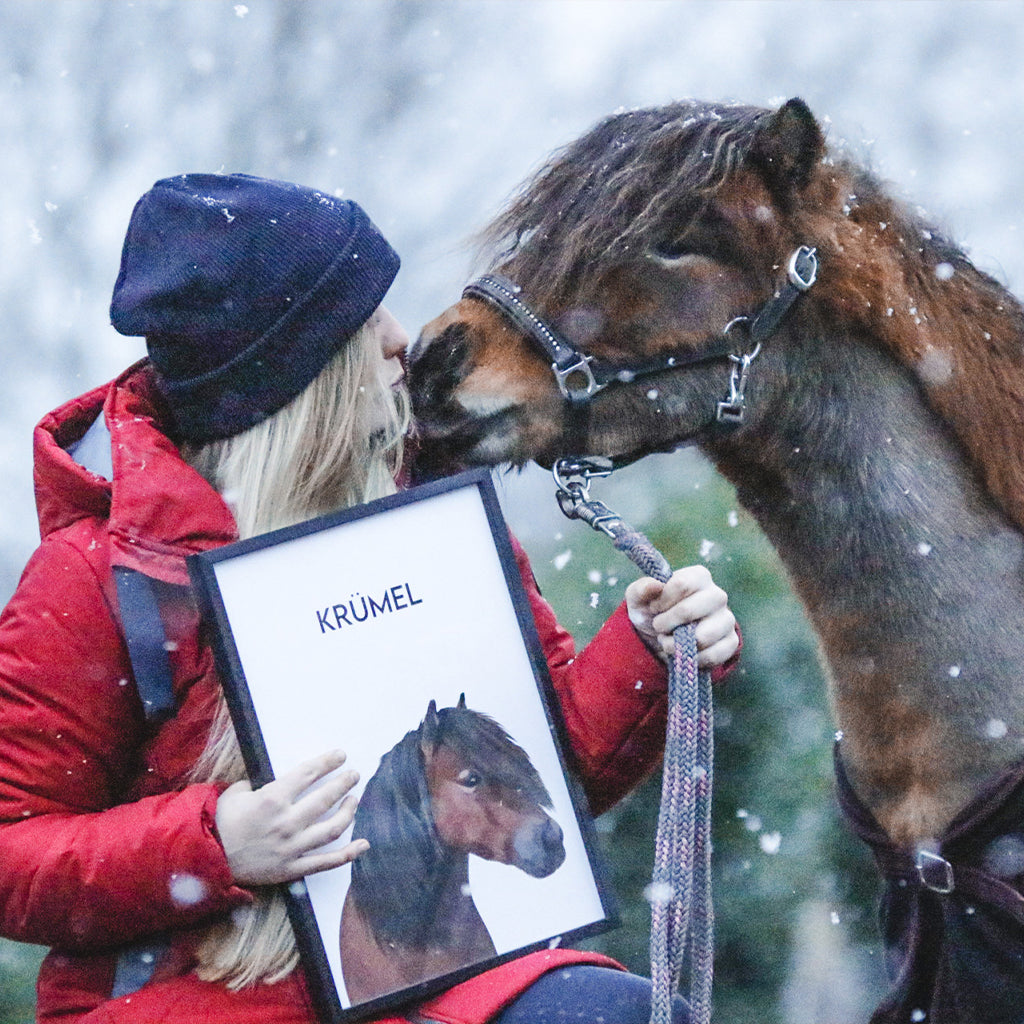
[33,361,239,585]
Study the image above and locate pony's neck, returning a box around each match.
[822,172,1024,537]
[712,335,1024,847]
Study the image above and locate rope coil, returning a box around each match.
[553,460,714,1024]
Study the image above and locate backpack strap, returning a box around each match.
[109,568,180,993]
[110,935,171,999]
[113,566,177,723]
[68,415,177,723]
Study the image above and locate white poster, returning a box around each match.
[189,470,615,1023]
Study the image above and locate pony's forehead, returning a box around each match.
[434,707,550,797]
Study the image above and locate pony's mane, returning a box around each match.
[348,728,444,945]
[483,100,769,307]
[434,703,552,809]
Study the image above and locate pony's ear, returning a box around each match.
[421,699,440,752]
[457,692,467,709]
[749,97,824,198]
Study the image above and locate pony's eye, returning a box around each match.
[647,249,706,271]
[652,240,690,260]
[457,769,482,790]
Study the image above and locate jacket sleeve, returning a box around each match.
[510,535,737,815]
[0,537,246,950]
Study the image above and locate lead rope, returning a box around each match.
[553,459,714,1024]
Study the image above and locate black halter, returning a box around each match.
[462,245,818,415]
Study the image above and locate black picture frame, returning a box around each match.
[187,469,617,1023]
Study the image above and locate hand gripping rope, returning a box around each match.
[553,458,714,1024]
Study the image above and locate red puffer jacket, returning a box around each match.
[0,362,731,1024]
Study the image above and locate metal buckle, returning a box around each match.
[553,355,603,404]
[552,458,622,537]
[716,341,762,424]
[787,246,818,291]
[915,848,955,894]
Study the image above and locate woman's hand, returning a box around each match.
[215,750,368,886]
[626,564,738,667]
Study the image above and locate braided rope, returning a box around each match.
[610,526,715,1024]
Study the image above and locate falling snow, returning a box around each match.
[985,718,1008,739]
[643,881,675,906]
[169,873,207,907]
[4,6,1024,1019]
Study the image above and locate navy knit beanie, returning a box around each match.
[110,173,400,444]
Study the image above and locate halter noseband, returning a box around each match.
[461,245,819,426]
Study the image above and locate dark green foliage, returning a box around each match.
[0,943,44,1024]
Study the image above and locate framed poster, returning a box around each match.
[187,469,617,1023]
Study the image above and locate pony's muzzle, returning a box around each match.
[514,815,566,878]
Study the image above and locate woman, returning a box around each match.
[0,174,738,1024]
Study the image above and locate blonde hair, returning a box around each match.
[186,318,409,989]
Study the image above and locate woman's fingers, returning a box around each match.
[652,582,731,637]
[290,765,361,829]
[626,565,737,666]
[276,749,350,801]
[695,627,741,669]
[290,838,370,880]
[216,749,367,885]
[655,606,739,664]
[293,791,361,854]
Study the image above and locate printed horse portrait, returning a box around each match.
[339,695,565,1005]
[408,98,1024,1022]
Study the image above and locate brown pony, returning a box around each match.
[339,697,564,1005]
[408,98,1024,1022]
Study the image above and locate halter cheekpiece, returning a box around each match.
[462,245,819,425]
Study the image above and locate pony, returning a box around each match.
[339,695,565,1005]
[407,98,1024,1022]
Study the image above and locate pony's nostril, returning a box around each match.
[513,815,566,877]
[408,323,470,411]
[543,817,564,851]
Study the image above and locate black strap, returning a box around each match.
[113,567,177,723]
[463,248,818,412]
[108,570,178,994]
[463,275,603,404]
[746,246,818,349]
[463,274,735,405]
[110,935,170,998]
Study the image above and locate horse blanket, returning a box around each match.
[835,746,1024,1023]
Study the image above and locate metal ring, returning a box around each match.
[723,316,752,342]
[728,341,762,365]
[787,246,818,291]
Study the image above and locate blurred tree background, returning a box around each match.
[3,2,1024,1021]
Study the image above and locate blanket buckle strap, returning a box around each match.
[915,848,955,894]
